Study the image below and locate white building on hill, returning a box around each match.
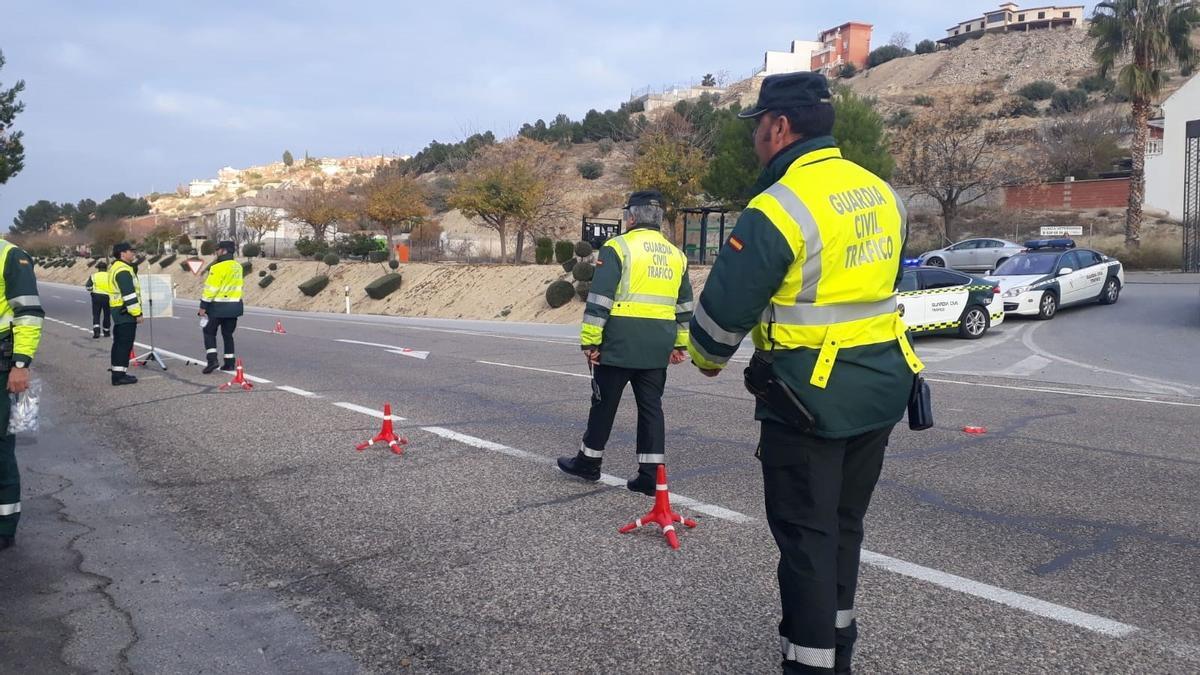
[762,40,822,75]
[1145,74,1200,222]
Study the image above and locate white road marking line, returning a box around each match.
[927,377,1200,408]
[1022,322,1200,394]
[476,360,590,379]
[996,355,1051,377]
[74,300,85,304]
[1128,378,1190,397]
[276,385,319,398]
[387,349,430,360]
[243,327,273,333]
[859,551,1139,638]
[243,374,272,384]
[332,402,407,420]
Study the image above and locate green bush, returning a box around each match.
[243,243,262,257]
[573,261,595,282]
[838,63,858,79]
[241,261,253,275]
[200,240,217,255]
[915,39,937,55]
[574,241,593,258]
[388,259,400,270]
[322,253,340,267]
[258,270,267,277]
[868,45,911,68]
[298,275,330,296]
[597,139,614,156]
[887,110,914,128]
[368,250,388,264]
[1000,98,1039,118]
[554,241,575,263]
[577,159,605,180]
[1078,75,1115,93]
[971,90,996,105]
[294,236,328,257]
[1017,81,1057,101]
[546,280,575,308]
[913,95,935,107]
[562,258,577,274]
[158,254,177,269]
[365,272,403,299]
[259,274,274,288]
[313,253,325,261]
[574,281,591,301]
[268,262,278,271]
[1050,88,1090,114]
[535,237,554,264]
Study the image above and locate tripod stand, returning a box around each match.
[132,296,168,370]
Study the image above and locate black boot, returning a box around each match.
[626,464,659,496]
[202,358,220,374]
[221,358,236,373]
[0,535,13,551]
[92,327,101,339]
[102,329,111,337]
[111,373,138,386]
[557,454,601,481]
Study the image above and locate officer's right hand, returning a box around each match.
[584,348,600,366]
[135,316,144,325]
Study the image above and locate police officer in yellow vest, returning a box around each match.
[0,239,44,551]
[557,191,694,495]
[84,260,112,339]
[108,242,143,386]
[198,240,244,374]
[688,73,923,674]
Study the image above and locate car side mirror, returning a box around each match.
[1058,267,1074,276]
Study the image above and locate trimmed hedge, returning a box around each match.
[241,261,253,275]
[535,237,554,264]
[388,259,400,270]
[562,258,577,274]
[298,275,330,296]
[572,262,594,282]
[268,262,278,271]
[147,255,162,265]
[322,253,340,266]
[546,280,575,308]
[258,270,267,277]
[200,240,217,255]
[158,254,177,269]
[574,241,593,258]
[259,274,275,288]
[368,250,388,264]
[554,241,575,263]
[242,243,262,257]
[365,272,403,300]
[575,281,591,301]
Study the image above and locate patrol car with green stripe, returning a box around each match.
[985,240,1124,320]
[897,267,1004,339]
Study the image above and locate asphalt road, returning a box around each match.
[4,277,1199,673]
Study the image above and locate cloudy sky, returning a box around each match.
[0,1,1098,226]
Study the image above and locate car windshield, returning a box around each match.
[993,252,1059,276]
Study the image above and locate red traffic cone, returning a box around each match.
[963,426,987,435]
[128,348,141,367]
[619,465,697,550]
[355,403,408,455]
[218,358,254,391]
[272,320,287,334]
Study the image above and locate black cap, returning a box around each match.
[112,242,133,257]
[96,261,108,270]
[625,190,664,209]
[217,240,236,253]
[739,72,833,119]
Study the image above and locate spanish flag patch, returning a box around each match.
[728,235,744,252]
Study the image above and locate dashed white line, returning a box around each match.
[476,360,590,379]
[860,551,1139,637]
[276,385,319,398]
[332,402,406,420]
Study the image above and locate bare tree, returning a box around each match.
[893,104,1038,241]
[1038,111,1124,181]
[889,32,911,49]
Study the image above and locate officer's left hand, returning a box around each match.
[8,367,30,394]
[669,349,687,365]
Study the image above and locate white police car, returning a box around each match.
[897,267,1005,339]
[986,239,1124,320]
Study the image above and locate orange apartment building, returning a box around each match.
[811,22,873,75]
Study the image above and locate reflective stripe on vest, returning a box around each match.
[108,260,142,310]
[606,229,686,321]
[749,148,923,388]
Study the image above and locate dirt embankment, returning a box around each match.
[39,258,712,325]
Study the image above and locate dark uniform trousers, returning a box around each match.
[759,420,892,674]
[582,364,666,463]
[0,370,18,537]
[203,317,238,365]
[110,322,137,372]
[90,293,111,334]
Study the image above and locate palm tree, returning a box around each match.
[1090,0,1199,247]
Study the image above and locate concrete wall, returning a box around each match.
[893,185,1003,216]
[764,40,821,75]
[1145,74,1200,222]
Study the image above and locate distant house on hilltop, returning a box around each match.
[811,22,873,75]
[940,3,1085,46]
[763,39,823,76]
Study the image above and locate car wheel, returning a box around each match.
[1036,291,1058,320]
[958,305,990,339]
[1099,277,1120,305]
[925,256,945,267]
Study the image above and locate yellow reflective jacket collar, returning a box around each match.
[751,135,839,194]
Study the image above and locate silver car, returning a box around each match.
[918,238,1025,272]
